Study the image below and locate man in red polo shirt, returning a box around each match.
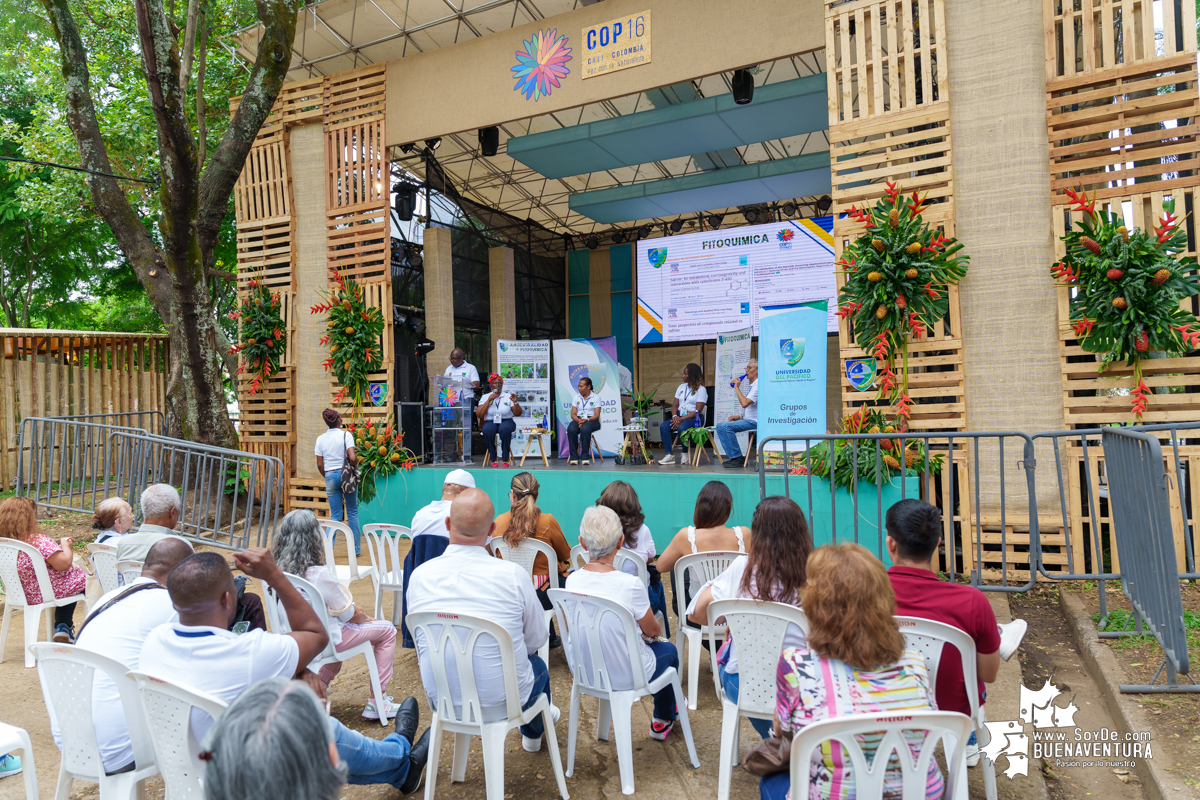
[885,498,1027,766]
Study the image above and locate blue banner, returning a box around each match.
[757,301,828,451]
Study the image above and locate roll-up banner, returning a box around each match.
[496,339,551,457]
[757,301,828,455]
[713,326,753,456]
[552,337,623,458]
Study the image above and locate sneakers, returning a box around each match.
[399,728,431,795]
[53,623,75,644]
[658,452,677,465]
[723,458,744,469]
[0,754,21,779]
[520,704,562,752]
[581,460,590,466]
[998,619,1028,661]
[362,694,397,720]
[649,718,674,740]
[965,741,981,767]
[502,462,510,468]
[488,461,501,468]
[569,460,579,466]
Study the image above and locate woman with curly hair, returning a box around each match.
[0,496,86,643]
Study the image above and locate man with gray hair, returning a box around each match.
[716,358,759,468]
[115,484,188,562]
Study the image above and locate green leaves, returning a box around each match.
[313,273,384,407]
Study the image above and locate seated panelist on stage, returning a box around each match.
[716,359,759,469]
[443,348,480,389]
[477,373,522,467]
[659,363,707,465]
[566,377,602,466]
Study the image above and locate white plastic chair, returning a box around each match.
[568,547,664,630]
[406,610,570,800]
[0,720,39,800]
[362,523,411,624]
[319,519,376,588]
[897,615,998,800]
[706,599,810,800]
[0,538,88,668]
[788,710,972,800]
[88,544,120,596]
[491,538,561,663]
[128,670,228,799]
[30,642,159,800]
[264,573,390,725]
[114,561,144,587]
[671,550,746,709]
[549,589,700,795]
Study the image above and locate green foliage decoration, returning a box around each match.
[792,408,943,490]
[310,271,384,408]
[346,416,417,504]
[228,279,285,394]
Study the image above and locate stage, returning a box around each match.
[359,457,907,558]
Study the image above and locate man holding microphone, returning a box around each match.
[717,359,758,468]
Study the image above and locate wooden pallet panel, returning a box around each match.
[1045,0,1197,81]
[288,476,329,517]
[323,64,387,130]
[233,130,291,224]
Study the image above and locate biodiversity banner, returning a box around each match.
[757,301,828,453]
[551,337,623,458]
[496,339,551,458]
[713,326,753,456]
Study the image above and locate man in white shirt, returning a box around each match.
[115,483,189,562]
[443,348,480,388]
[716,359,759,468]
[408,469,475,538]
[54,537,195,774]
[407,488,558,753]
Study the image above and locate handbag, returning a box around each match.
[743,651,838,777]
[339,430,359,495]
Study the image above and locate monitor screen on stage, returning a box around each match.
[635,217,837,344]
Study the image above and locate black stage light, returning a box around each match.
[612,231,627,244]
[638,225,651,239]
[707,214,724,229]
[782,202,797,217]
[414,338,436,356]
[425,137,441,151]
[562,232,574,250]
[407,244,423,269]
[744,209,759,223]
[394,183,418,222]
[732,69,755,105]
[399,143,417,154]
[669,220,683,233]
[816,195,833,213]
[586,234,599,249]
[479,127,500,156]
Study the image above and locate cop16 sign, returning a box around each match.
[582,10,651,79]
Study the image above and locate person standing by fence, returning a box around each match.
[315,409,361,556]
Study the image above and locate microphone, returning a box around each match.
[730,373,746,388]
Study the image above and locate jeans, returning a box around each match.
[715,417,757,459]
[719,662,774,738]
[566,419,601,460]
[647,580,670,639]
[331,717,412,790]
[647,640,680,722]
[325,469,361,555]
[482,419,517,461]
[759,771,790,800]
[660,416,699,453]
[519,653,554,739]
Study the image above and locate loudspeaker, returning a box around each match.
[398,402,425,458]
[479,126,500,156]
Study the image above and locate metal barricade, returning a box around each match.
[757,430,1039,592]
[16,416,149,514]
[111,431,284,551]
[61,411,165,434]
[1100,427,1197,693]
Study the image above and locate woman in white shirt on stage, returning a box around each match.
[476,373,523,467]
[659,362,708,465]
[566,377,602,465]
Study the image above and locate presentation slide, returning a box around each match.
[636,217,836,343]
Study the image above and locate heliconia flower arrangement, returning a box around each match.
[310,271,385,407]
[1051,187,1200,419]
[788,408,943,489]
[836,182,970,426]
[346,416,418,503]
[228,279,286,395]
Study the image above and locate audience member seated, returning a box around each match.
[400,469,475,648]
[92,497,135,544]
[689,496,812,738]
[0,496,87,643]
[138,548,430,794]
[407,488,558,753]
[885,498,1027,766]
[273,509,398,720]
[758,543,941,800]
[494,471,570,648]
[52,538,194,774]
[655,481,750,623]
[566,506,680,740]
[203,677,346,800]
[114,483,189,563]
[596,480,670,638]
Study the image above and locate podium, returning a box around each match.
[428,375,473,464]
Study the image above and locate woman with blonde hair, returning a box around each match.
[0,496,87,643]
[757,542,941,800]
[493,472,571,646]
[92,497,135,544]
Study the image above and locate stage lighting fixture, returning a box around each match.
[816,195,833,212]
[612,231,627,244]
[479,127,500,156]
[562,232,574,250]
[407,244,423,269]
[414,338,436,356]
[399,143,417,154]
[394,183,418,222]
[638,225,651,239]
[732,69,755,105]
[744,209,759,223]
[669,220,683,233]
[707,214,724,229]
[425,137,441,151]
[782,202,797,217]
[586,234,599,249]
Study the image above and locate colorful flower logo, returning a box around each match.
[512,28,572,101]
[776,228,795,243]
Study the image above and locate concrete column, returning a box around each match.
[423,226,455,400]
[488,245,516,372]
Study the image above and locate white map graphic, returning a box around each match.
[982,679,1078,780]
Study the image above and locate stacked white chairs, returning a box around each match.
[0,721,38,800]
[406,610,569,800]
[897,615,997,800]
[671,550,746,708]
[319,519,376,589]
[361,523,411,624]
[490,537,561,663]
[566,546,664,630]
[0,538,88,668]
[128,671,227,800]
[263,572,390,725]
[31,642,159,799]
[788,711,972,800]
[114,561,144,588]
[549,589,700,795]
[706,599,810,800]
[87,543,121,595]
